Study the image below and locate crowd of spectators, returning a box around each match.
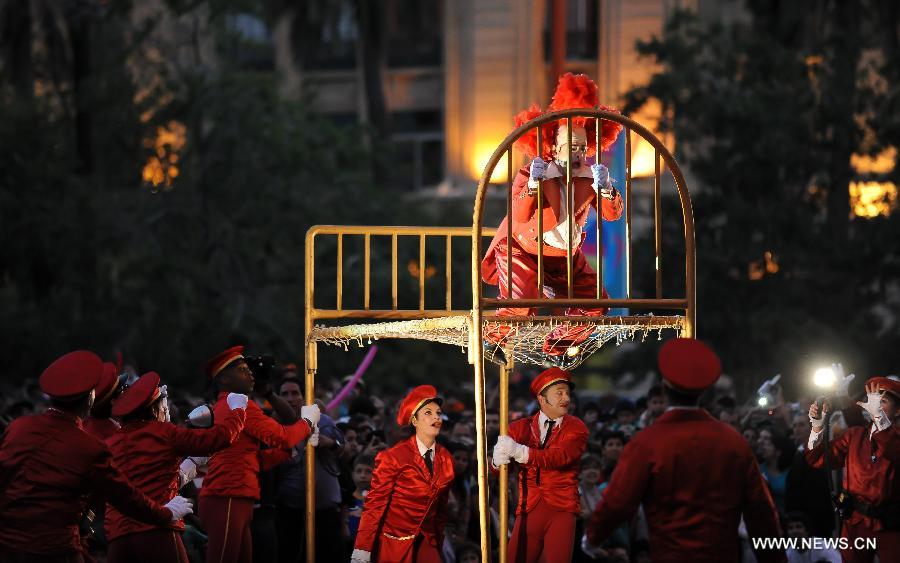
[0,358,872,563]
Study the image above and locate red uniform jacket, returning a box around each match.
[84,416,120,441]
[355,436,454,562]
[0,410,172,555]
[806,423,900,531]
[588,409,784,563]
[482,167,624,283]
[506,413,588,515]
[201,393,310,499]
[104,408,245,541]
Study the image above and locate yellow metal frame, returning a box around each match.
[303,109,695,562]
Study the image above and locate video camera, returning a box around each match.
[244,354,278,392]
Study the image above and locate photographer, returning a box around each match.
[806,377,900,562]
[198,346,320,563]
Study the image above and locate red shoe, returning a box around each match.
[542,323,594,356]
[484,323,516,346]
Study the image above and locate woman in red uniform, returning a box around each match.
[104,371,247,563]
[351,385,455,563]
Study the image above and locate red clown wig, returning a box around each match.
[513,73,623,160]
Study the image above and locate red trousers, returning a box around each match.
[375,533,442,563]
[840,519,900,563]
[107,529,189,563]
[199,496,254,563]
[508,499,576,563]
[493,238,608,316]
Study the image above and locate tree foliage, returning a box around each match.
[622,5,900,397]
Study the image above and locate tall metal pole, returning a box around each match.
[304,230,318,562]
[498,358,512,563]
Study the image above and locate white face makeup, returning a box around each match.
[553,125,589,167]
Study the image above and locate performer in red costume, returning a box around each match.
[807,376,900,563]
[84,360,124,440]
[198,346,319,563]
[482,73,625,354]
[105,371,247,563]
[586,338,785,563]
[491,367,588,563]
[0,351,193,562]
[351,385,454,563]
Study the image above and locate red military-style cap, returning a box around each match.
[205,345,244,378]
[94,362,122,406]
[530,367,575,397]
[396,385,443,426]
[112,372,163,418]
[658,338,722,392]
[39,351,104,399]
[867,376,900,401]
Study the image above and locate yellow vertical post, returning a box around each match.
[566,117,574,298]
[304,228,317,562]
[498,357,512,563]
[654,150,662,299]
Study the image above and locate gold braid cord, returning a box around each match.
[310,314,684,370]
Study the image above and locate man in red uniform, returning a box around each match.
[586,338,785,563]
[105,371,248,562]
[84,361,123,440]
[198,346,319,563]
[491,367,588,563]
[806,376,900,563]
[0,351,194,562]
[481,73,624,354]
[352,385,454,563]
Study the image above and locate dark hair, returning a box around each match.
[119,396,166,423]
[662,383,701,407]
[49,394,92,411]
[600,430,626,447]
[784,511,811,530]
[761,427,795,471]
[580,453,603,470]
[647,384,664,399]
[354,452,376,469]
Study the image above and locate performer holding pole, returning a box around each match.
[105,371,248,563]
[0,351,193,562]
[351,385,454,563]
[491,367,588,563]
[807,376,900,563]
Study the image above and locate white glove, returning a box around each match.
[581,533,609,559]
[529,157,547,181]
[808,402,825,431]
[350,548,371,562]
[832,363,856,397]
[591,163,609,188]
[309,426,320,447]
[857,392,883,420]
[178,457,209,487]
[226,393,249,410]
[164,496,194,521]
[492,439,511,467]
[300,404,321,427]
[497,435,529,464]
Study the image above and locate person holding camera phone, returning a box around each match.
[351,385,454,563]
[199,346,320,563]
[806,376,900,563]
